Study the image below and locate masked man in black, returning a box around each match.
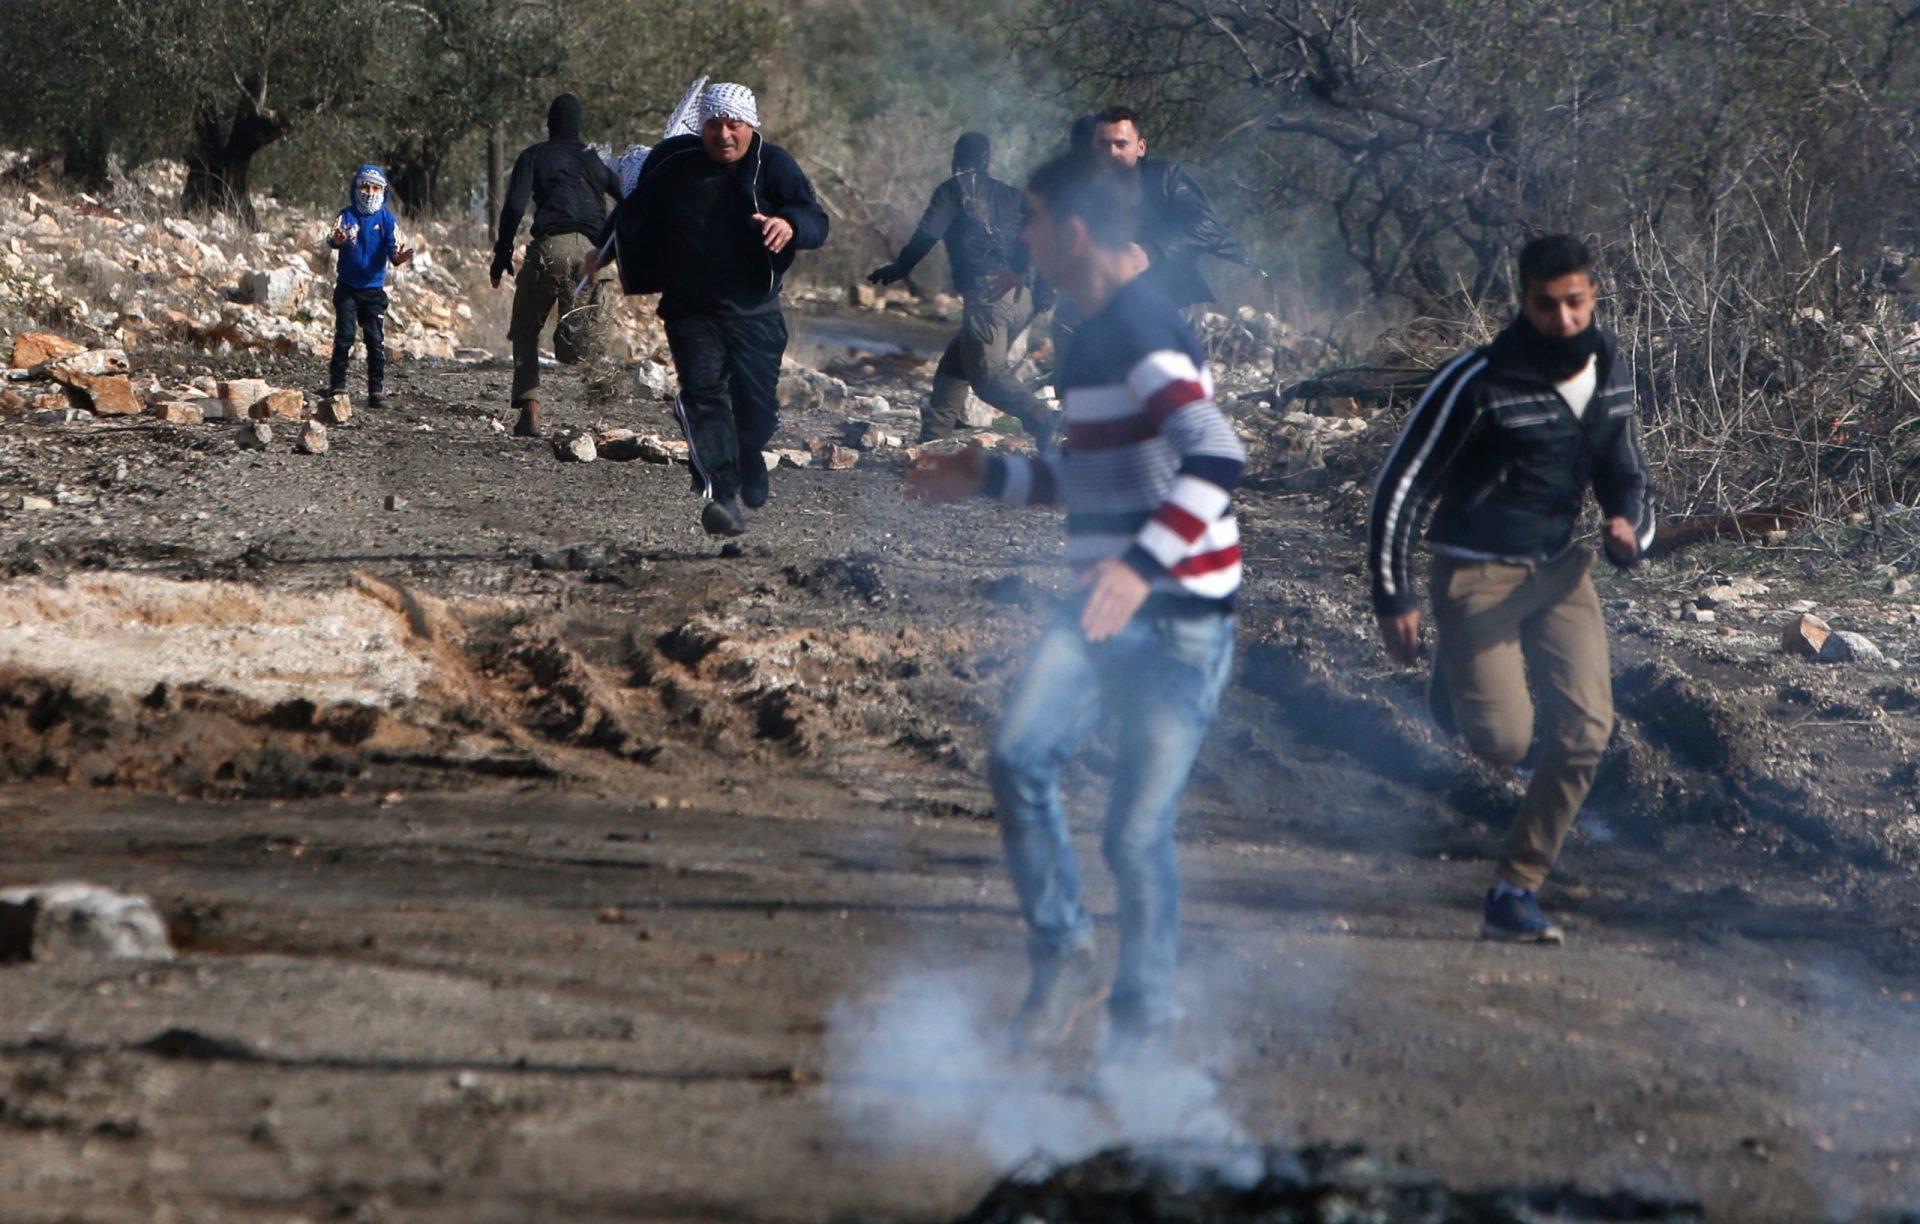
[869,132,1052,446]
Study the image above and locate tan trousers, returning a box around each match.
[925,285,1047,441]
[1430,548,1614,890]
[508,232,609,404]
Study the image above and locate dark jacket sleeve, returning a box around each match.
[1367,354,1488,614]
[494,149,534,260]
[597,153,622,202]
[764,147,829,251]
[892,180,956,274]
[1151,163,1249,268]
[1590,382,1658,565]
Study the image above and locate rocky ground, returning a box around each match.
[3,179,1920,1223]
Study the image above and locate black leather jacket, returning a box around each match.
[1136,156,1250,307]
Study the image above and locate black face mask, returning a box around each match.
[1512,314,1603,382]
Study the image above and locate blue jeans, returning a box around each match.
[988,599,1235,1029]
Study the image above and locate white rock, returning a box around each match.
[296,420,329,455]
[960,392,998,428]
[235,420,273,449]
[552,430,597,463]
[632,360,674,400]
[0,882,174,962]
[238,266,304,313]
[1817,630,1884,664]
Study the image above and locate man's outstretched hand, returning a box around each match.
[1078,558,1151,641]
[905,445,987,503]
[866,262,903,285]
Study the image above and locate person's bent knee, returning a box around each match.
[1461,722,1532,768]
[1557,707,1614,765]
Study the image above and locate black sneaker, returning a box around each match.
[1482,887,1564,944]
[367,392,392,411]
[700,498,746,537]
[741,457,770,510]
[1008,945,1104,1052]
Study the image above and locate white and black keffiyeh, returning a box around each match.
[698,83,758,128]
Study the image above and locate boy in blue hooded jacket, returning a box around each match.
[326,165,414,407]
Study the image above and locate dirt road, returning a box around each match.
[2,330,1918,1222]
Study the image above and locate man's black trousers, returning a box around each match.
[328,283,388,393]
[663,305,787,502]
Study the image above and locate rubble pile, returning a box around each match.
[957,1142,1705,1224]
[1194,304,1341,392]
[0,330,322,433]
[0,157,666,369]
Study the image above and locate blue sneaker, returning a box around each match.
[1482,887,1564,944]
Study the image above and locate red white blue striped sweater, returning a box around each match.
[983,277,1245,605]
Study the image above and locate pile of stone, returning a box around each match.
[0,157,668,369]
[1193,305,1341,391]
[550,427,691,465]
[0,330,327,434]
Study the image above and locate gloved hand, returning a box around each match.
[490,250,515,287]
[867,262,903,286]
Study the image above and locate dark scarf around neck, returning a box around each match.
[1508,315,1604,382]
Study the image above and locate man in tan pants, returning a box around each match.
[1367,234,1656,943]
[491,93,622,437]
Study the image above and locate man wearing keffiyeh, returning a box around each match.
[589,83,829,537]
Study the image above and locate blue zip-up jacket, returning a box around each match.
[330,165,401,289]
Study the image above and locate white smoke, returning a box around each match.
[826,963,1254,1175]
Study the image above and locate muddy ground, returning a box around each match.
[3,314,1920,1223]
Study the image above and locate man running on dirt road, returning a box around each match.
[492,93,623,438]
[868,131,1052,447]
[588,83,828,538]
[1368,234,1656,944]
[909,153,1244,1066]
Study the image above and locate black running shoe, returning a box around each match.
[700,498,746,537]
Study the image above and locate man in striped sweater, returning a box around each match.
[909,153,1244,1065]
[1368,234,1656,944]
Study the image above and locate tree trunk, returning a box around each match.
[59,136,113,193]
[181,94,283,230]
[487,126,505,230]
[389,159,441,215]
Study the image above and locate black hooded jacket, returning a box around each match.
[1135,156,1250,307]
[1367,321,1658,615]
[598,131,829,314]
[888,170,1029,295]
[493,94,621,264]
